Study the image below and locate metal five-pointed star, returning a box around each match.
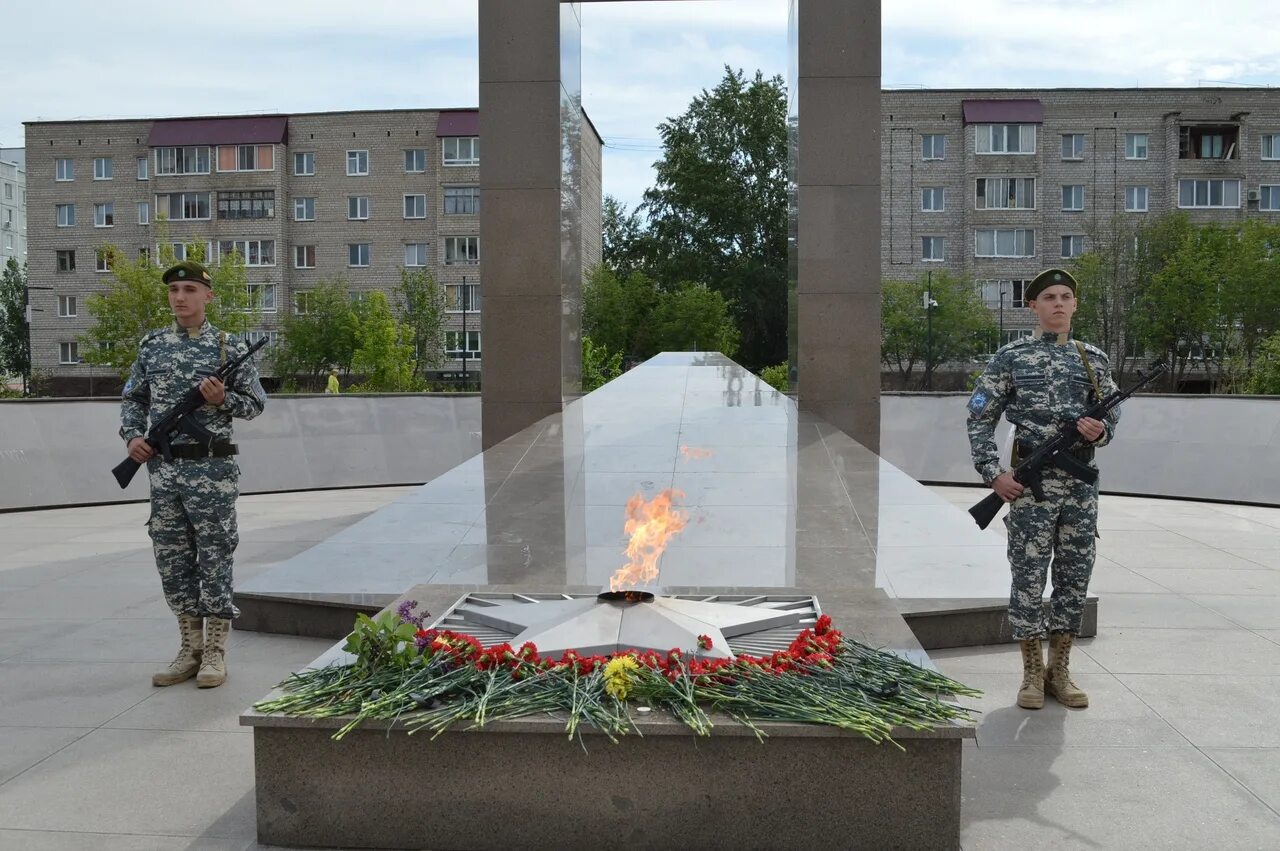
[461,595,804,659]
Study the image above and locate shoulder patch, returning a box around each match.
[967,389,991,415]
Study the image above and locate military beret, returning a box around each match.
[162,260,213,287]
[1025,268,1077,301]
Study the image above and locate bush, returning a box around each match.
[759,361,788,392]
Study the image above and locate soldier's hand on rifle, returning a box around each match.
[199,377,226,406]
[127,437,156,463]
[992,471,1024,503]
[1076,417,1105,442]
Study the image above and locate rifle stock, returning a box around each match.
[968,491,1005,530]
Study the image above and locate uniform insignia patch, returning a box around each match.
[967,389,990,414]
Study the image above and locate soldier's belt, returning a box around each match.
[165,443,238,461]
[1016,441,1094,464]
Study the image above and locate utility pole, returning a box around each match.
[923,271,938,390]
[460,275,468,391]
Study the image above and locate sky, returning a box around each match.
[3,1,1279,211]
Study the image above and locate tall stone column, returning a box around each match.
[479,0,584,449]
[794,0,882,451]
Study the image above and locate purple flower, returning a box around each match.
[396,599,427,628]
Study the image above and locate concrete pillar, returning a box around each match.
[794,0,882,451]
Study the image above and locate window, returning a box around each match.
[56,204,75,227]
[294,152,315,175]
[445,330,481,359]
[294,245,316,268]
[94,202,114,227]
[93,157,113,180]
[58,295,77,317]
[979,280,1029,309]
[136,156,149,180]
[138,247,150,264]
[294,291,313,314]
[55,158,74,181]
[157,192,210,220]
[1260,186,1280,212]
[404,194,426,219]
[218,240,275,266]
[1061,134,1085,160]
[2,234,9,253]
[217,144,274,172]
[244,330,276,348]
[442,136,479,166]
[245,283,276,313]
[164,241,214,262]
[921,134,945,160]
[444,186,480,215]
[982,328,1033,354]
[96,248,113,272]
[137,201,150,224]
[1178,178,1241,208]
[921,236,945,262]
[1179,125,1238,160]
[975,177,1035,209]
[348,243,371,267]
[218,190,274,220]
[59,342,80,364]
[975,229,1035,258]
[1263,135,1280,161]
[294,197,315,221]
[1125,133,1149,160]
[921,187,945,212]
[56,250,76,273]
[444,236,479,265]
[2,183,9,201]
[1061,185,1084,211]
[404,243,428,267]
[348,196,369,220]
[1061,235,1085,258]
[1125,186,1149,212]
[346,150,369,176]
[155,146,211,175]
[405,149,427,172]
[447,283,480,312]
[976,124,1036,154]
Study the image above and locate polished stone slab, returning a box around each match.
[237,354,1037,643]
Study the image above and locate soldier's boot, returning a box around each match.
[1044,632,1089,708]
[1016,637,1046,709]
[152,615,204,687]
[196,617,231,689]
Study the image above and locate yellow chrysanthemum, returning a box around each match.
[603,655,641,700]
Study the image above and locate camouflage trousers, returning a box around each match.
[1004,466,1098,639]
[146,456,241,619]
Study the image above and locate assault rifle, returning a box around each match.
[968,362,1167,530]
[111,337,267,489]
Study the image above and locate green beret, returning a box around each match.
[1025,268,1077,301]
[162,261,213,287]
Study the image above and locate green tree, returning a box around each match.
[350,291,419,392]
[601,196,647,278]
[271,278,358,389]
[1071,214,1145,383]
[640,67,788,370]
[581,334,623,392]
[393,267,448,380]
[79,224,254,378]
[881,271,996,390]
[582,266,658,357]
[583,267,738,361]
[1246,331,1280,394]
[759,361,789,392]
[0,258,30,393]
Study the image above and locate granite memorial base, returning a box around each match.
[242,585,974,850]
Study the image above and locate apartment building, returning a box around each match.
[0,148,25,265]
[24,109,602,394]
[881,87,1280,353]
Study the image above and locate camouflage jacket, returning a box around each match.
[119,320,266,445]
[966,329,1120,484]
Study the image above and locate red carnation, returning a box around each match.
[697,634,713,650]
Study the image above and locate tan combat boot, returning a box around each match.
[152,615,203,687]
[1016,637,1046,709]
[197,617,231,688]
[1045,632,1089,708]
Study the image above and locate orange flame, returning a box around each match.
[609,489,688,592]
[680,445,713,460]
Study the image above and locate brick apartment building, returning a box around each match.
[24,109,602,394]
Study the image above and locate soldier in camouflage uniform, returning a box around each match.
[966,268,1120,710]
[120,260,266,689]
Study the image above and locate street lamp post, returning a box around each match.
[23,283,53,397]
[460,275,468,392]
[923,270,938,390]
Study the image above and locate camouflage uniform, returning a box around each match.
[120,321,266,619]
[966,330,1120,638]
